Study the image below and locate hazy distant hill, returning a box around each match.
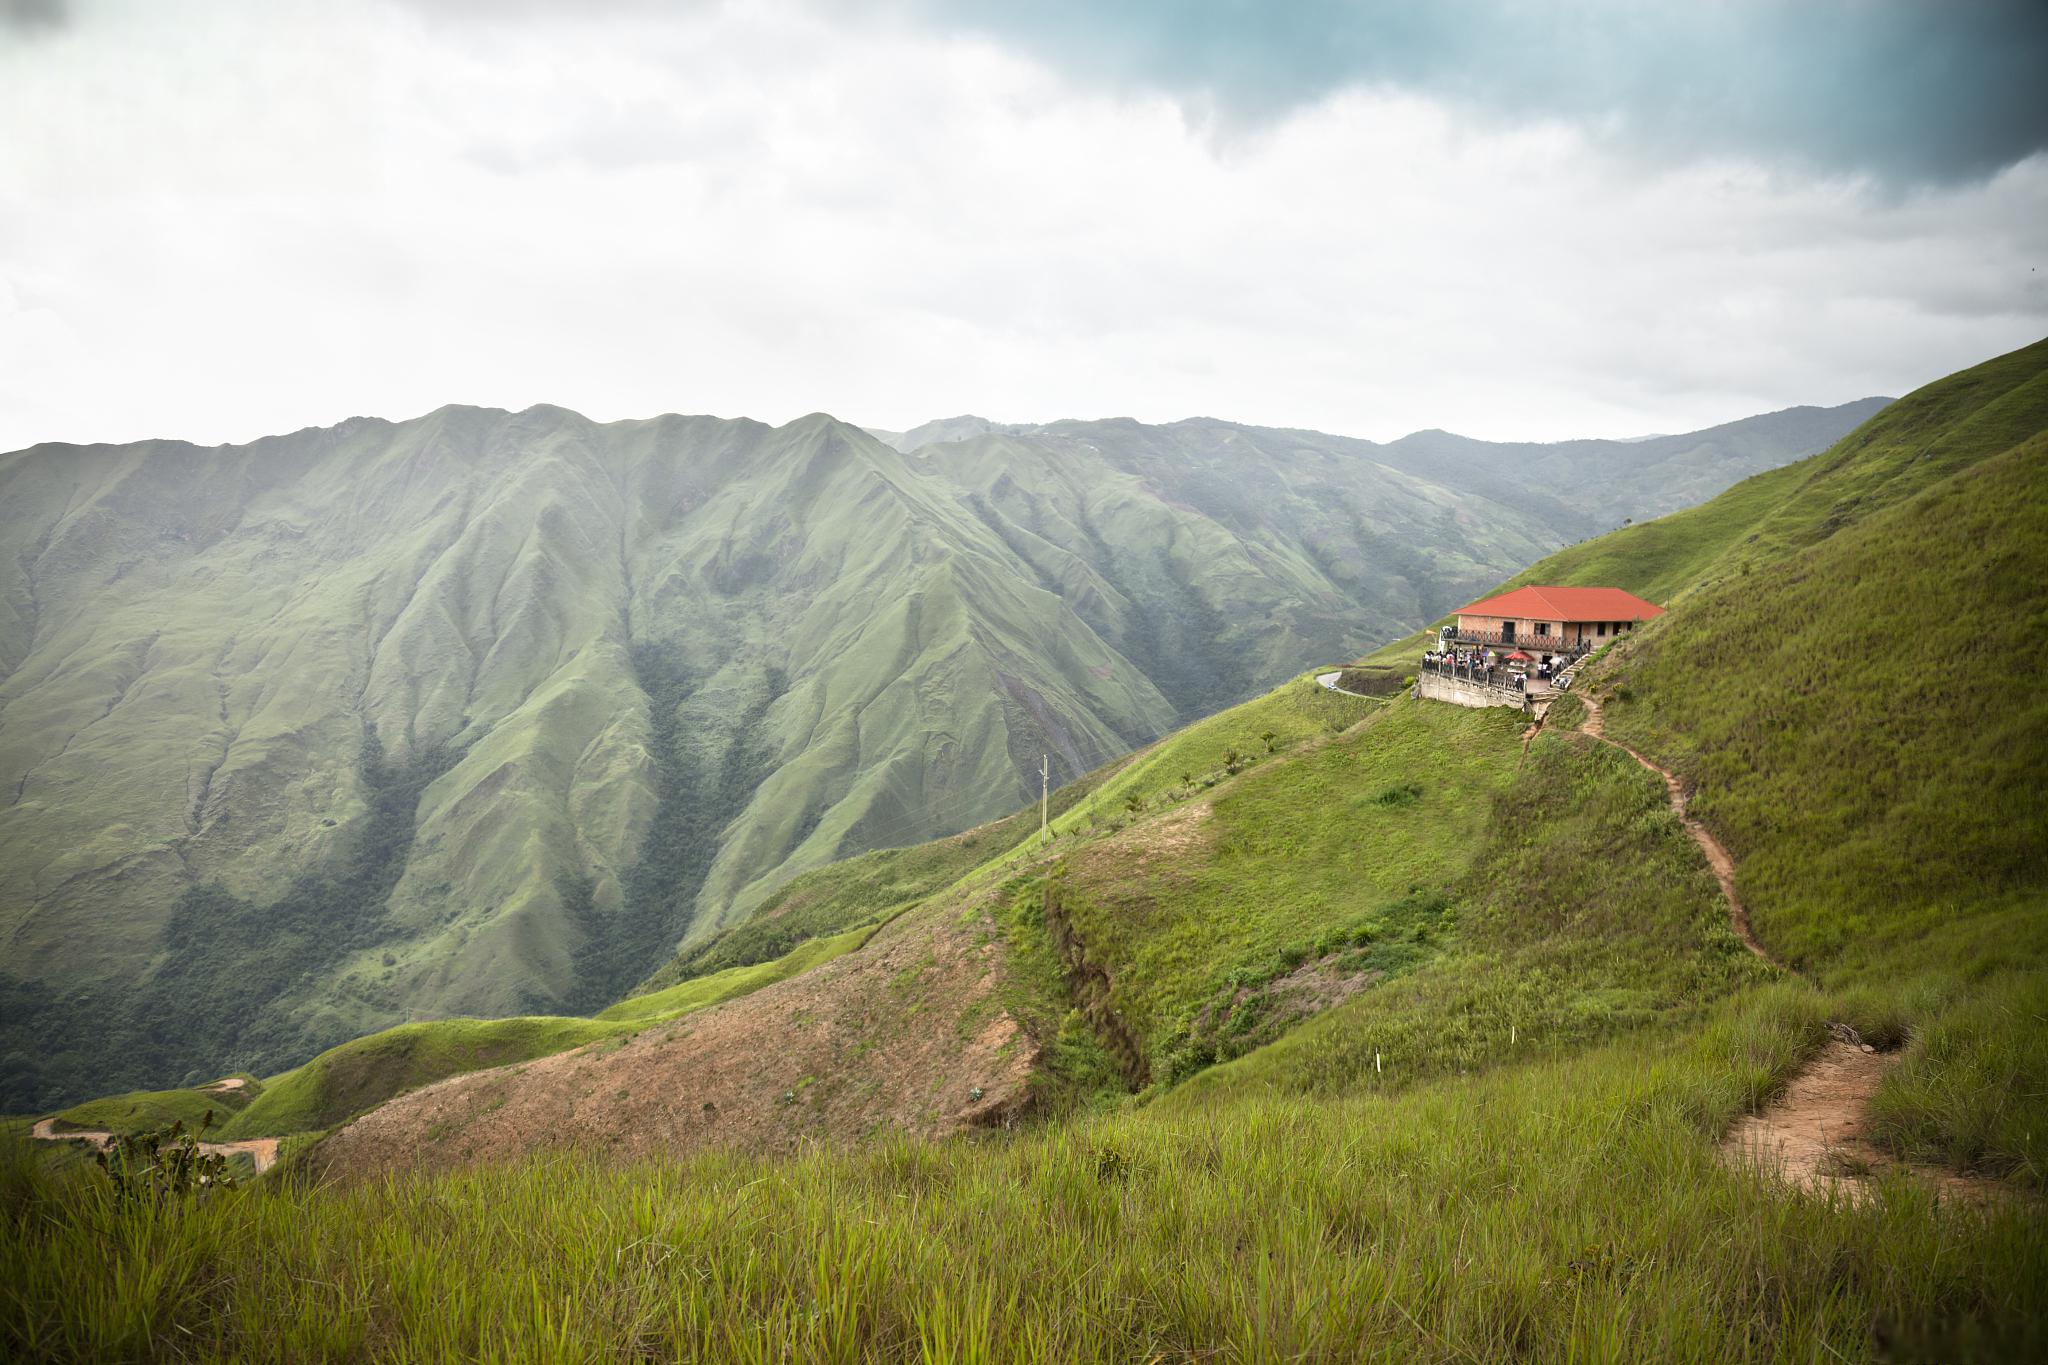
[864,414,1020,453]
[0,397,1878,1104]
[871,399,1893,539]
[1369,398,1897,531]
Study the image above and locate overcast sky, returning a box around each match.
[2,0,2045,451]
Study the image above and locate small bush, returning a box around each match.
[94,1116,238,1209]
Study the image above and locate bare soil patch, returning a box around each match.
[1111,800,1213,863]
[1259,956,1380,1018]
[1190,955,1381,1064]
[312,894,1041,1180]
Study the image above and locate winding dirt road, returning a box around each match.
[29,1117,280,1174]
[1314,669,1381,700]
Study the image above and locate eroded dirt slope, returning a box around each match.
[311,892,1038,1179]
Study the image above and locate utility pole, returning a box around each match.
[1041,753,1050,842]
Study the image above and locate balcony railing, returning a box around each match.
[1448,627,1610,653]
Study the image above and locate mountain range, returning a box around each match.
[14,339,2045,1356]
[0,395,1883,1106]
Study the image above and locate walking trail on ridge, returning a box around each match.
[1541,689,2013,1202]
[1717,1036,2014,1204]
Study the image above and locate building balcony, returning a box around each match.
[1447,627,1600,655]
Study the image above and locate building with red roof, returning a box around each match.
[1448,585,1663,656]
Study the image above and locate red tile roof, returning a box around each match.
[1452,585,1665,622]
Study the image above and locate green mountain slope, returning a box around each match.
[0,397,1873,1110]
[1372,397,1895,535]
[0,409,1174,1107]
[1502,340,2046,604]
[1193,338,2048,1157]
[598,335,2044,1141]
[10,346,2042,1360]
[882,399,1888,543]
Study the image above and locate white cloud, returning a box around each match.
[1,0,2043,453]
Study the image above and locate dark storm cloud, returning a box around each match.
[908,0,2048,185]
[0,0,67,33]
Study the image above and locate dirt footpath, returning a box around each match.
[1574,692,1776,966]
[30,1118,281,1174]
[1720,1040,2011,1204]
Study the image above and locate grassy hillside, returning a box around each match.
[1048,701,1521,1082]
[614,670,1372,1022]
[1332,338,2048,1186]
[1373,340,2048,637]
[197,329,2048,1138]
[1031,670,1380,847]
[629,746,1133,996]
[597,926,875,1025]
[2,396,1857,1113]
[1580,346,2048,1186]
[1601,435,2047,969]
[287,644,1781,1170]
[216,915,902,1139]
[5,348,2039,1357]
[1511,342,2046,605]
[7,975,2040,1360]
[1169,722,1771,1102]
[219,1017,635,1139]
[50,1078,258,1135]
[0,389,1874,1110]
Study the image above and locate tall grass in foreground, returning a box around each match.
[5,986,2042,1363]
[1867,970,2048,1185]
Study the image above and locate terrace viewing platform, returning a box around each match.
[1416,651,1579,709]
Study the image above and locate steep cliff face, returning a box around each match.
[0,395,1876,1105]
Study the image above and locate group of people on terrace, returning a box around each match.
[1419,647,1565,693]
